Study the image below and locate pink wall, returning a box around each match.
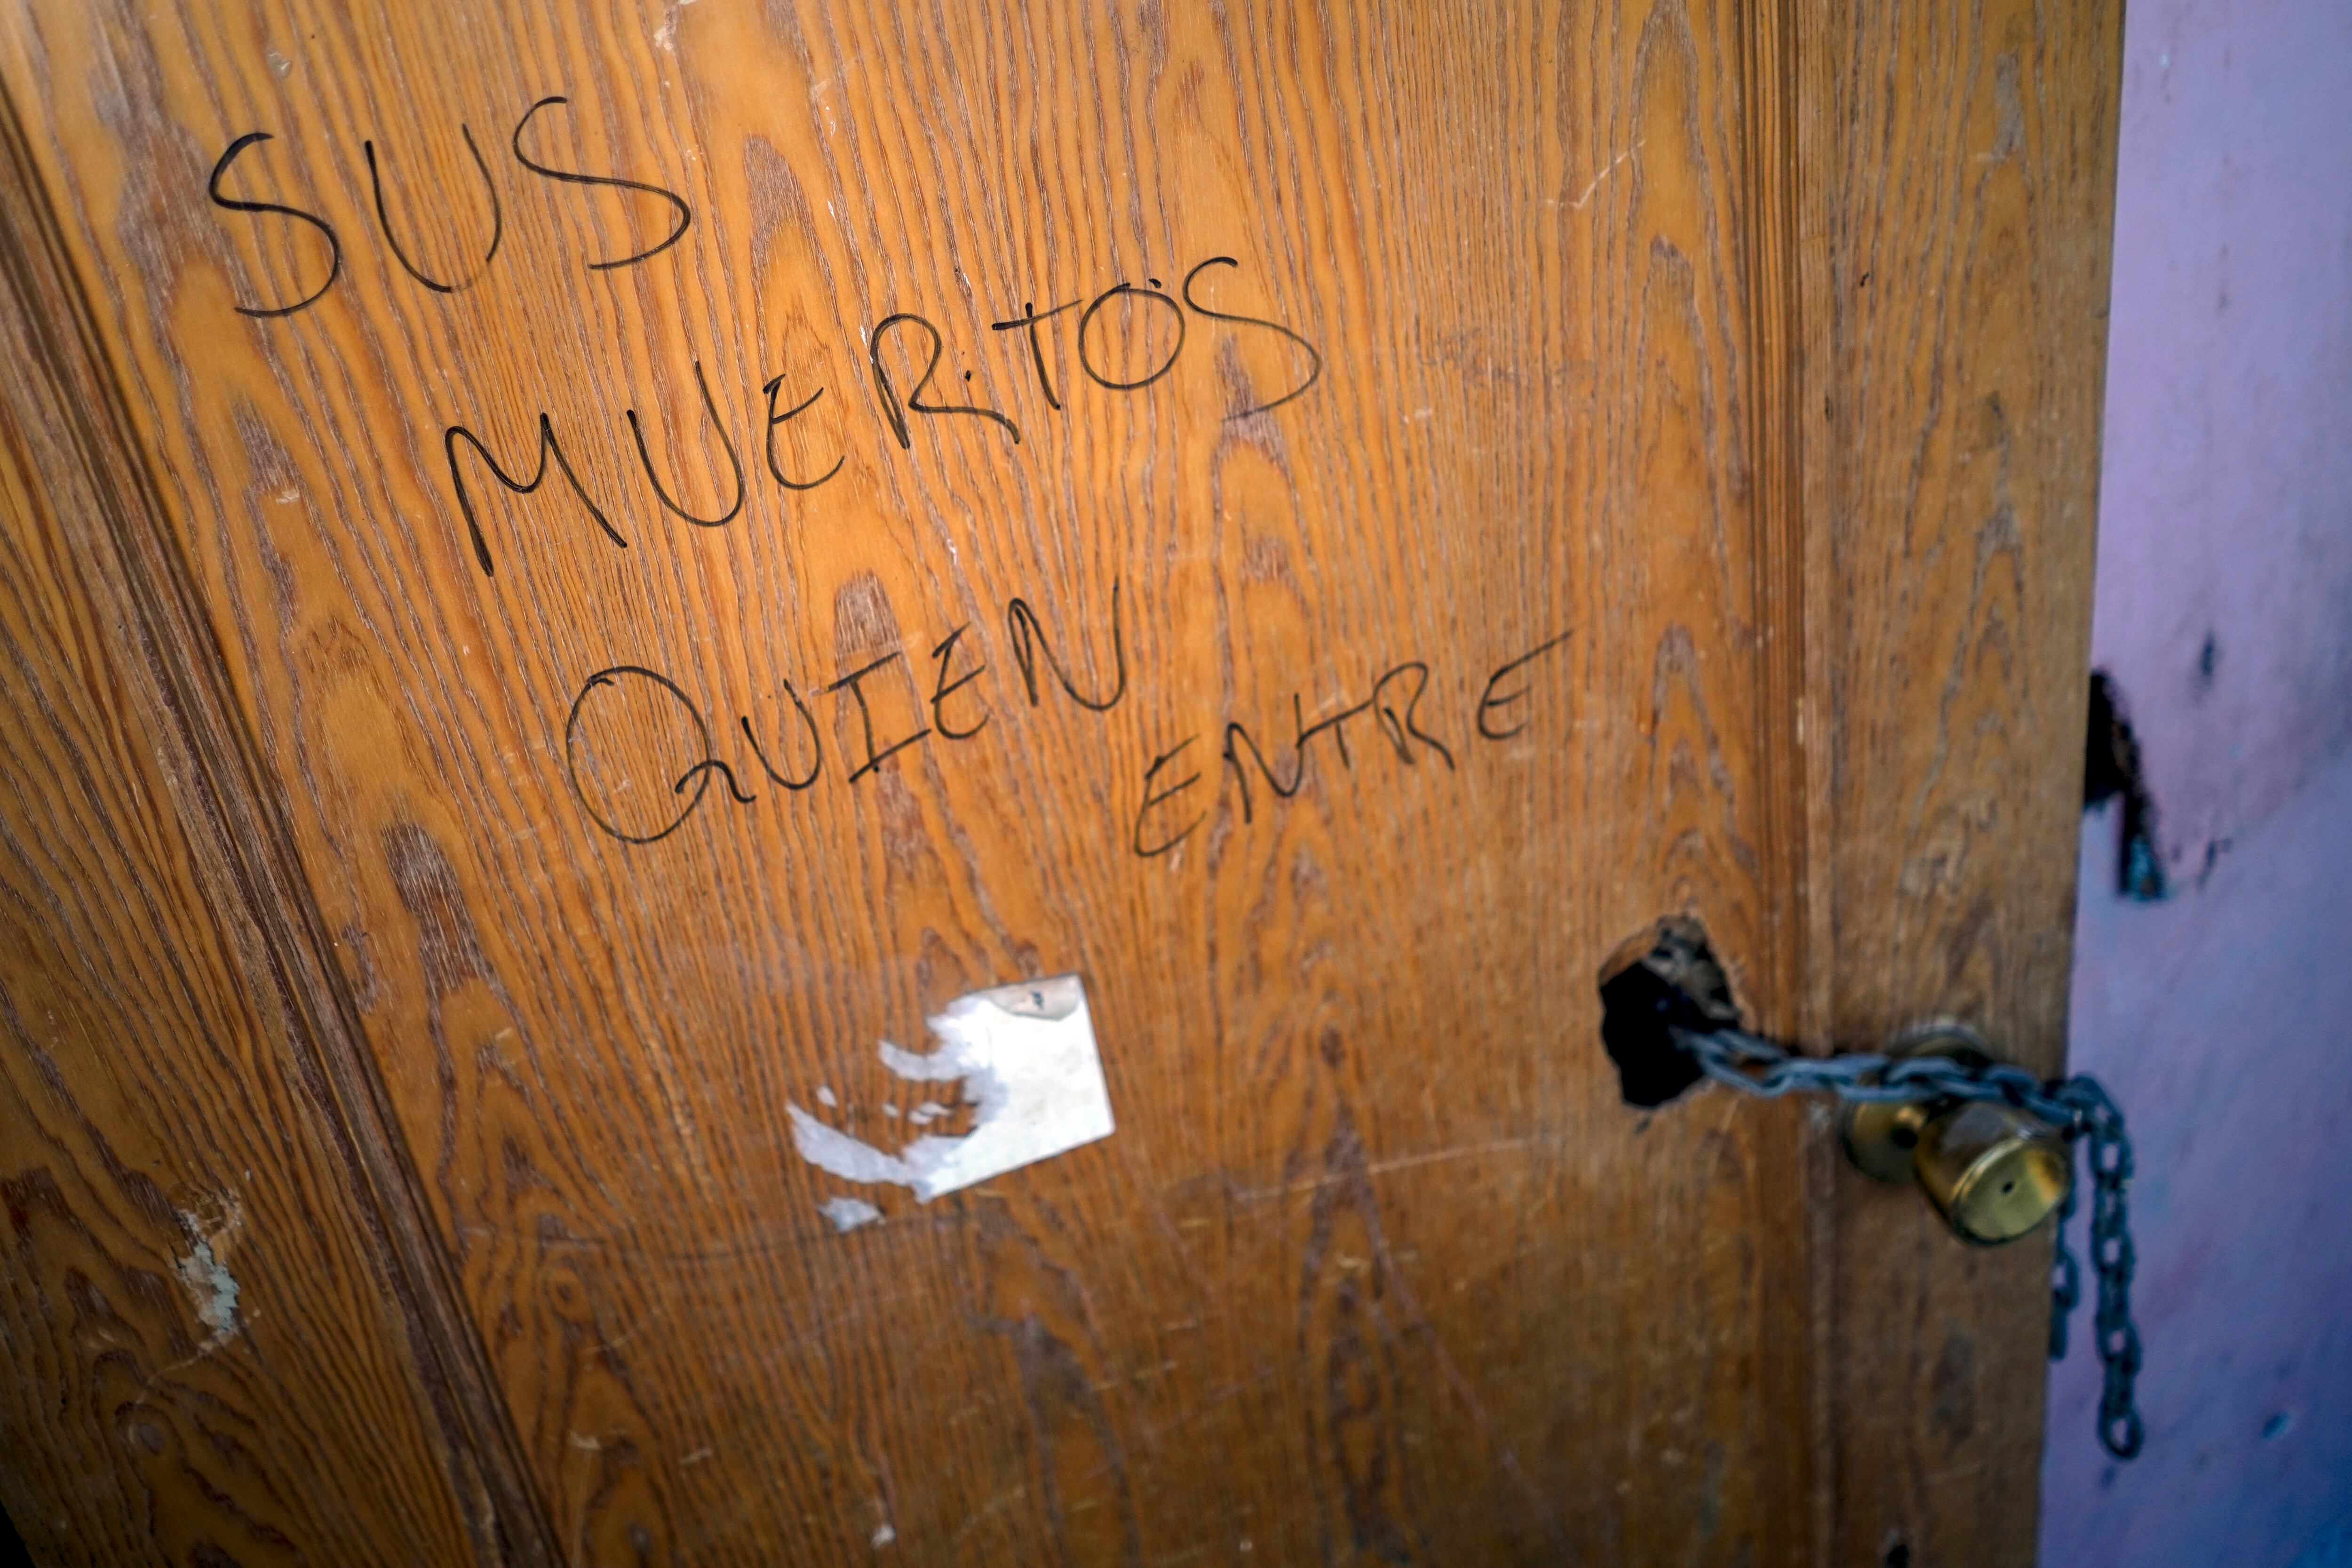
[2041,0,2352,1563]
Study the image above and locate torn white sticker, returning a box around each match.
[788,974,1113,1202]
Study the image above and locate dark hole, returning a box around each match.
[1891,1125,1918,1150]
[1597,916,1740,1108]
[2083,671,2129,804]
[2002,1180,2017,1194]
[2084,670,2168,901]
[1885,1546,1912,1568]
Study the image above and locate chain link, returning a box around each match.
[1668,1022,2145,1460]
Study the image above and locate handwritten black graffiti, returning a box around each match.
[200,115,1327,581]
[207,132,342,318]
[509,96,692,271]
[627,360,744,528]
[200,113,1319,449]
[1077,279,1185,392]
[1129,633,1566,858]
[564,585,1125,843]
[762,377,843,492]
[1475,631,1574,740]
[1133,658,1469,860]
[1178,256,1322,418]
[562,593,1569,865]
[199,107,1326,578]
[364,124,501,294]
[564,665,712,846]
[444,414,625,578]
[870,313,1022,449]
[206,96,694,317]
[431,253,1320,577]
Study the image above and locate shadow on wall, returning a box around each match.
[2083,672,2168,902]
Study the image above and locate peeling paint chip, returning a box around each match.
[176,1240,241,1340]
[788,974,1114,1202]
[817,1195,883,1232]
[173,1197,245,1353]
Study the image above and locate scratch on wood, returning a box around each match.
[1232,1133,1563,1202]
[1557,140,1646,209]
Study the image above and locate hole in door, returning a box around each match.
[1596,915,1741,1108]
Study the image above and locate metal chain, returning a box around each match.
[1668,1022,2145,1460]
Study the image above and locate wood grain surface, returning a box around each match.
[1799,3,2121,1563]
[0,0,2118,1562]
[0,90,496,1566]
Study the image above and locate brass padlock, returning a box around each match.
[1842,1031,2072,1245]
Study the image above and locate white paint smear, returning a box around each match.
[787,974,1114,1202]
[173,1196,245,1355]
[176,1240,240,1340]
[817,1195,883,1232]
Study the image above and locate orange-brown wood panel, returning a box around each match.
[0,0,2119,1560]
[1800,0,2122,1562]
[0,105,488,1568]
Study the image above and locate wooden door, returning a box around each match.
[0,0,2119,1563]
